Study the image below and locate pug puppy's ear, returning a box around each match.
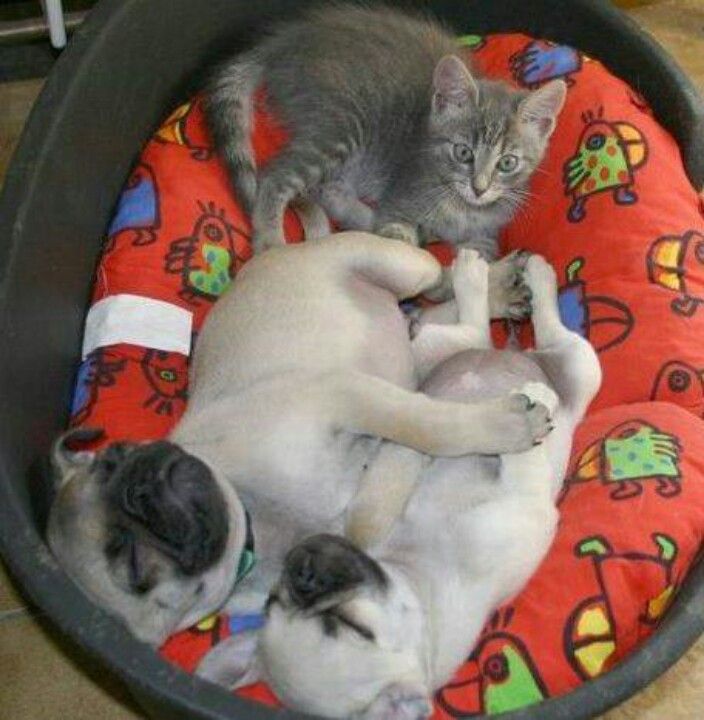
[196,630,263,690]
[51,427,104,487]
[359,682,432,720]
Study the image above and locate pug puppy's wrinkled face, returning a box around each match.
[260,535,431,720]
[46,429,245,646]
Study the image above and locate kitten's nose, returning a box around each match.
[472,180,488,198]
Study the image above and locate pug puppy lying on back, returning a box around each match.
[47,234,551,646]
[196,252,601,719]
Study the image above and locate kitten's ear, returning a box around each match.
[432,55,479,115]
[359,682,432,720]
[196,630,262,690]
[518,80,567,140]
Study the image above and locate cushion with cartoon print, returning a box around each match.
[68,32,704,718]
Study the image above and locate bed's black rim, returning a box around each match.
[0,1,703,719]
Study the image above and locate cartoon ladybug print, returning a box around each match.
[164,201,252,305]
[564,109,648,222]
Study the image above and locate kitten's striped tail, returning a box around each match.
[204,52,263,215]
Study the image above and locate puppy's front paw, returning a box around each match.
[524,253,558,297]
[452,248,488,296]
[488,250,533,321]
[499,390,553,450]
[377,222,420,246]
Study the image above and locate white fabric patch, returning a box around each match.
[82,294,193,359]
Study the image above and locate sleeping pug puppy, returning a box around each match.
[47,233,551,646]
[196,252,602,718]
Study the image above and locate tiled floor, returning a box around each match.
[1,2,703,718]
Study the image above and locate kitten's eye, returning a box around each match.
[497,154,520,173]
[453,143,474,164]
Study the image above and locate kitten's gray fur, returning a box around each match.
[206,4,566,256]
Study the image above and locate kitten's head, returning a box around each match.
[427,55,566,214]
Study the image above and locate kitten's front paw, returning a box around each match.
[494,390,553,451]
[488,250,533,321]
[377,222,420,246]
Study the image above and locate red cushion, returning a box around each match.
[70,32,704,716]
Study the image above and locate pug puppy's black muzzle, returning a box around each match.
[283,534,388,609]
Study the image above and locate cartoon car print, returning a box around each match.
[435,608,547,717]
[564,109,647,222]
[565,534,678,681]
[164,201,251,305]
[510,40,583,88]
[558,257,634,352]
[567,420,682,500]
[647,230,704,317]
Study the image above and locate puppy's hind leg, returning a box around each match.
[412,248,492,382]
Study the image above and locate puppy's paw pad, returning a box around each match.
[515,381,559,415]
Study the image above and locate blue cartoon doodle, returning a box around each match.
[105,162,160,250]
[558,257,634,352]
[510,41,582,89]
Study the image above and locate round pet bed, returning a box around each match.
[1,2,704,719]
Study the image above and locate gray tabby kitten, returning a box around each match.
[206,4,566,257]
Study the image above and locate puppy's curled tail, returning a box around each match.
[204,51,263,214]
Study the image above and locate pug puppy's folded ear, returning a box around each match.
[51,427,104,487]
[359,682,432,720]
[105,442,229,576]
[196,630,263,690]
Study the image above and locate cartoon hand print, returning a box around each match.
[651,360,704,414]
[565,534,678,680]
[435,608,547,717]
[509,40,582,88]
[164,201,252,305]
[155,100,213,161]
[564,108,648,222]
[566,420,682,501]
[647,230,704,316]
[141,350,188,416]
[558,257,634,352]
[105,162,160,251]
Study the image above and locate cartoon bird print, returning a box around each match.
[509,40,583,89]
[564,108,648,222]
[141,350,189,416]
[651,360,704,414]
[558,257,634,352]
[566,420,682,501]
[647,230,704,317]
[154,100,213,161]
[105,162,160,251]
[565,534,678,681]
[164,201,252,305]
[435,608,547,717]
[70,350,127,425]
